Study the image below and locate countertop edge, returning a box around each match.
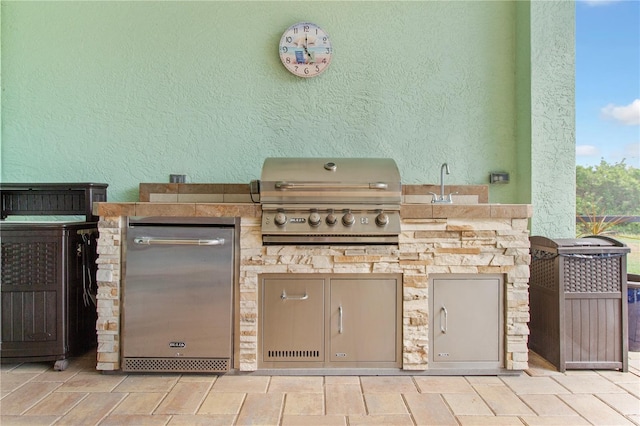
[94,202,533,219]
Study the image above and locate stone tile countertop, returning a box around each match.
[93,183,532,219]
[93,202,532,220]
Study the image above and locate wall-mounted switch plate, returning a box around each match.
[490,172,510,184]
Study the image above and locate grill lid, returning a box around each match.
[260,157,401,205]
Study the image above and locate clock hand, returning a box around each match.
[303,36,314,64]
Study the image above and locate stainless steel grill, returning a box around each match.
[259,157,401,245]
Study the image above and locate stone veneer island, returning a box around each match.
[94,195,532,374]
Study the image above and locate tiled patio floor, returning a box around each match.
[1,350,639,425]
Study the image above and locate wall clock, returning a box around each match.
[279,22,333,78]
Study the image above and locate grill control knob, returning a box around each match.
[309,212,322,227]
[375,212,389,226]
[274,212,287,226]
[326,212,338,226]
[342,211,355,227]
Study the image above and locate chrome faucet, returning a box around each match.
[429,163,455,203]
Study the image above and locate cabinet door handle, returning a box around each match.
[440,306,448,334]
[280,290,308,301]
[338,306,344,334]
[134,237,225,246]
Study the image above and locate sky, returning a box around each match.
[575,0,640,168]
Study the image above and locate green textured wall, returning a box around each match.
[529,1,576,237]
[1,1,575,237]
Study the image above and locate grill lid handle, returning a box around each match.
[274,181,388,190]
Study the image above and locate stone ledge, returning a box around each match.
[95,202,530,220]
[94,202,261,218]
[400,204,532,219]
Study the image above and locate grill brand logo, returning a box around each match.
[169,342,186,348]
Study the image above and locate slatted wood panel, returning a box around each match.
[564,294,622,369]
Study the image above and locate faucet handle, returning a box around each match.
[446,192,459,202]
[428,192,439,203]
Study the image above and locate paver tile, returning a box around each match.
[473,384,535,416]
[501,376,570,395]
[198,391,245,415]
[269,376,324,393]
[178,374,217,383]
[113,375,179,392]
[465,375,504,385]
[518,394,579,417]
[235,392,284,425]
[596,392,640,416]
[0,373,39,395]
[99,414,173,425]
[325,383,366,415]
[456,415,524,425]
[617,381,640,398]
[111,392,166,415]
[553,375,628,394]
[442,392,493,416]
[167,414,235,425]
[414,376,475,393]
[56,372,126,392]
[0,415,60,425]
[364,392,408,415]
[154,381,211,415]
[360,376,417,393]
[30,369,82,382]
[4,362,51,374]
[0,382,61,415]
[24,392,86,416]
[404,393,457,425]
[284,392,324,415]
[517,416,590,425]
[559,394,635,426]
[325,376,360,385]
[55,392,126,425]
[210,375,270,393]
[597,370,640,384]
[281,415,346,425]
[347,414,414,425]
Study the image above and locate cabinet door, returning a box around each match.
[1,233,62,358]
[330,278,399,363]
[261,278,325,362]
[432,277,501,364]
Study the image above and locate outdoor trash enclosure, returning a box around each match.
[529,236,630,372]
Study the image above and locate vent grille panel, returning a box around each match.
[122,357,230,373]
[1,242,58,287]
[563,256,622,293]
[265,349,321,361]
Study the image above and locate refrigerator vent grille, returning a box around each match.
[122,357,230,373]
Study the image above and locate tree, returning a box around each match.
[576,159,640,235]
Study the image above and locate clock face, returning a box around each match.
[279,22,333,78]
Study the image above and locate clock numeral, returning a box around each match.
[286,36,292,43]
[325,48,331,54]
[303,25,310,32]
[304,67,310,75]
[315,65,320,73]
[282,46,288,53]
